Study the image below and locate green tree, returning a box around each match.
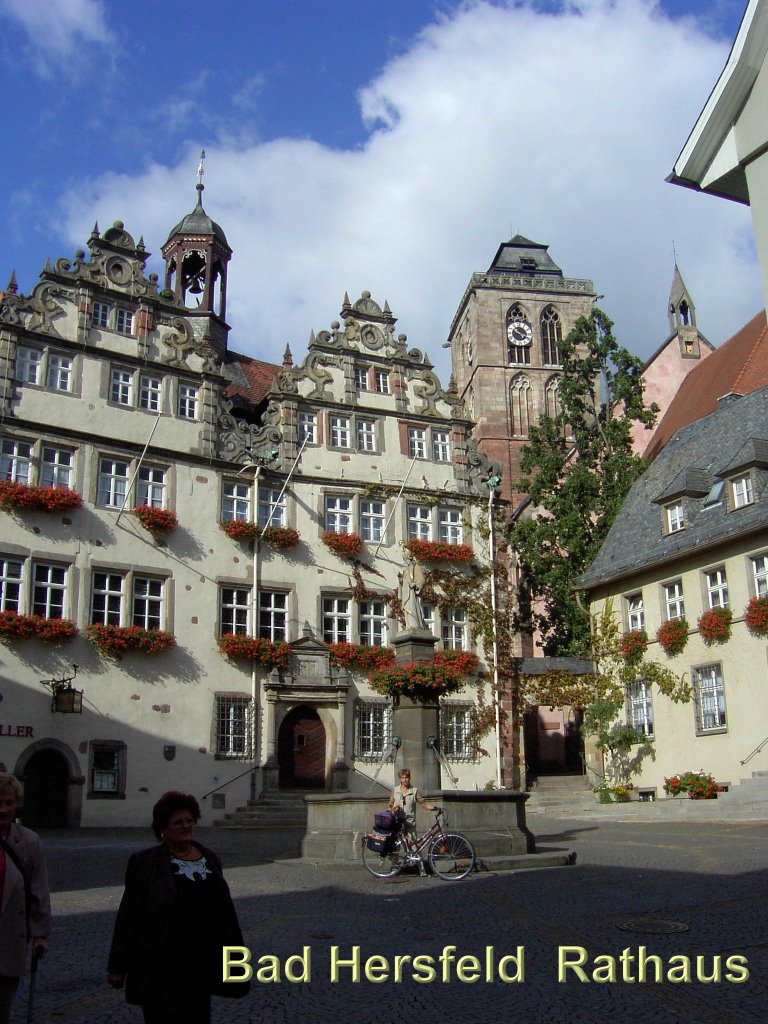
[511,308,657,656]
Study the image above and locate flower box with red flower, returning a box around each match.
[86,623,176,656]
[656,617,689,656]
[133,506,178,535]
[260,526,300,550]
[697,606,732,645]
[369,649,479,703]
[404,539,474,564]
[0,480,82,514]
[217,634,291,669]
[321,531,364,559]
[328,642,396,673]
[619,629,648,665]
[0,610,36,643]
[0,611,78,644]
[745,595,768,638]
[663,770,719,800]
[220,520,260,542]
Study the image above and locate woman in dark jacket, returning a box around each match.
[107,791,248,1024]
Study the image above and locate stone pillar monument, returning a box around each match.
[391,628,440,791]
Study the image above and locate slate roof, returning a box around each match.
[165,185,230,249]
[646,310,768,458]
[577,386,768,591]
[486,235,564,277]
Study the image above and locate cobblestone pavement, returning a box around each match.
[11,816,768,1024]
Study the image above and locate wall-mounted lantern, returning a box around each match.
[40,664,83,714]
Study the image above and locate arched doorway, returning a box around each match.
[277,705,326,789]
[22,748,70,827]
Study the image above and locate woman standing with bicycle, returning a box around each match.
[389,768,437,836]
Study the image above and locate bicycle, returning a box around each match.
[362,808,476,880]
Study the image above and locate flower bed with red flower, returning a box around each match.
[745,595,768,638]
[656,617,689,656]
[217,634,291,669]
[328,642,396,673]
[321,531,364,559]
[405,539,474,564]
[663,770,720,799]
[697,606,732,645]
[133,506,178,535]
[369,650,480,703]
[260,526,300,550]
[0,480,82,514]
[0,610,78,644]
[619,629,648,665]
[220,520,260,542]
[86,623,176,656]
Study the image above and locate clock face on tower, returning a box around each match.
[507,318,533,346]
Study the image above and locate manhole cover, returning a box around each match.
[616,919,690,934]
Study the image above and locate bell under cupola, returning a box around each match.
[668,262,696,333]
[162,152,232,352]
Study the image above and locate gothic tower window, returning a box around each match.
[540,306,563,365]
[510,375,532,437]
[506,304,532,365]
[544,374,561,421]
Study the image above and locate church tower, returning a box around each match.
[448,235,596,505]
[161,157,232,355]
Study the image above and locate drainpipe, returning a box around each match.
[487,478,503,788]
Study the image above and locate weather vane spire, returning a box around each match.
[197,149,206,187]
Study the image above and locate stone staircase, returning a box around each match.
[214,789,314,829]
[524,773,595,815]
[719,770,768,810]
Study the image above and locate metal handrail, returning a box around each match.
[201,763,256,801]
[740,736,768,766]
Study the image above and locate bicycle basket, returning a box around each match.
[366,830,396,854]
[373,810,399,834]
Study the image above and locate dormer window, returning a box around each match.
[731,473,754,509]
[665,502,684,534]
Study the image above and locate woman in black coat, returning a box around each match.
[107,791,249,1024]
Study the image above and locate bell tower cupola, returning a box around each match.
[162,151,232,351]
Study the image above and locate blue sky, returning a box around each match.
[0,0,759,380]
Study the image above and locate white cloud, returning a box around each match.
[57,0,761,383]
[0,0,113,73]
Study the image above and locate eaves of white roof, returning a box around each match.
[669,0,768,197]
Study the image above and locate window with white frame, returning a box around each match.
[329,415,350,448]
[441,606,467,650]
[732,473,754,509]
[0,557,23,612]
[374,369,389,394]
[420,601,435,634]
[627,678,653,737]
[92,301,111,329]
[355,701,391,760]
[257,487,285,529]
[325,496,352,534]
[438,509,464,544]
[139,373,162,412]
[91,571,124,625]
[665,502,684,533]
[704,567,729,609]
[110,368,133,405]
[625,593,645,631]
[221,481,251,522]
[440,705,476,759]
[298,411,317,443]
[432,429,450,462]
[354,366,370,391]
[215,695,254,758]
[356,418,377,453]
[407,504,432,541]
[97,458,130,508]
[408,427,427,459]
[359,599,387,646]
[90,744,122,794]
[663,580,685,620]
[1,439,32,483]
[40,446,73,489]
[32,562,67,618]
[46,353,72,392]
[15,346,42,384]
[220,587,250,635]
[178,383,199,420]
[258,590,287,641]
[692,663,726,734]
[360,500,386,543]
[323,596,351,643]
[90,571,164,630]
[116,308,133,335]
[752,554,768,597]
[132,577,164,629]
[136,466,166,509]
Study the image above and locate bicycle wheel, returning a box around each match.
[362,835,407,878]
[428,832,476,880]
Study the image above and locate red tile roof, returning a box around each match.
[225,351,282,406]
[646,310,768,459]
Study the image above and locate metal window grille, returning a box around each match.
[355,702,391,760]
[216,696,255,759]
[693,664,726,734]
[627,678,653,737]
[440,705,476,760]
